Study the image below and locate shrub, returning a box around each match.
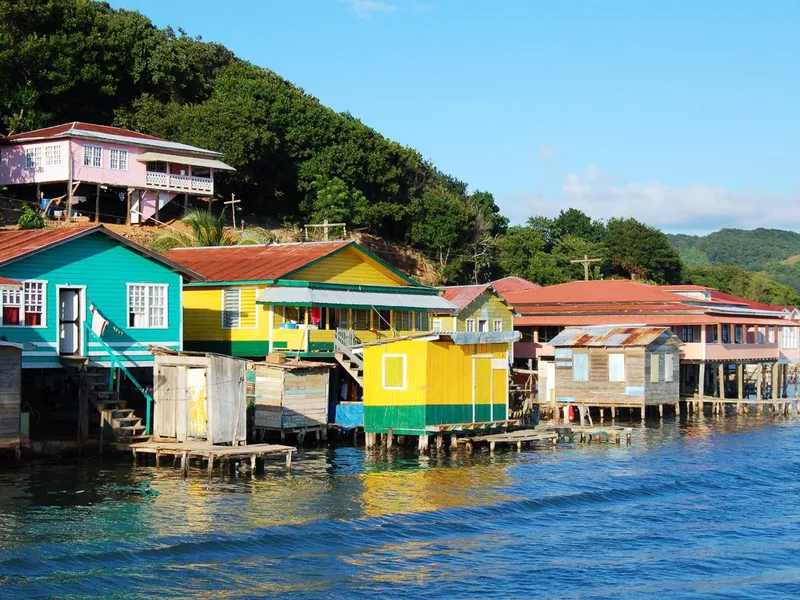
[18,205,45,230]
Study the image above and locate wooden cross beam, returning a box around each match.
[224,193,242,229]
[570,254,602,281]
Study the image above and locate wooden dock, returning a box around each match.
[542,424,633,445]
[456,429,559,452]
[126,441,296,477]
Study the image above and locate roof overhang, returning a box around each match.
[0,276,22,289]
[257,286,458,313]
[136,151,235,172]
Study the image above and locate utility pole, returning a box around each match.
[224,193,241,229]
[570,254,602,281]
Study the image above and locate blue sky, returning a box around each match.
[110,0,800,233]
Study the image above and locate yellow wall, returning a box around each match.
[363,340,429,407]
[286,246,411,287]
[184,285,271,343]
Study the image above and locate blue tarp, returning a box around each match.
[334,402,364,430]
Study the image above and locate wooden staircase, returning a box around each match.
[60,359,150,446]
[333,329,364,388]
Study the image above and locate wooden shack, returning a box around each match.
[362,332,519,438]
[0,342,25,460]
[152,348,248,445]
[549,326,681,417]
[249,360,333,440]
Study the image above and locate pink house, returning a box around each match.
[0,122,235,224]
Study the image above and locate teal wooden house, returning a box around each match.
[0,225,201,443]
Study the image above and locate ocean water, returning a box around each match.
[1,414,799,599]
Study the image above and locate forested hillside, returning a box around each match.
[0,0,796,305]
[669,229,800,295]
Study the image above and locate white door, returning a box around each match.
[59,289,81,355]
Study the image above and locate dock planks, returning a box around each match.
[126,441,296,476]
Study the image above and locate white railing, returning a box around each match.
[145,171,214,194]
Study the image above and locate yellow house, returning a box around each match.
[163,241,457,361]
[362,332,520,436]
[432,284,517,333]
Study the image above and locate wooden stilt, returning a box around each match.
[658,404,664,419]
[207,453,214,475]
[386,429,393,449]
[285,450,292,469]
[250,454,257,477]
[436,434,444,450]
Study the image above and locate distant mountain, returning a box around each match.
[667,228,800,292]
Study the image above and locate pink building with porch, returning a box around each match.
[0,122,234,224]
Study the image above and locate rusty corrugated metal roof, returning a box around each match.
[4,122,162,142]
[164,241,353,283]
[438,284,490,310]
[0,276,22,288]
[548,326,675,347]
[490,276,541,294]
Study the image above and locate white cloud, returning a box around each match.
[341,0,399,19]
[503,165,800,233]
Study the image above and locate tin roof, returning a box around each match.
[0,225,203,279]
[505,280,687,306]
[164,241,352,283]
[0,276,22,288]
[515,314,798,327]
[549,326,674,347]
[2,122,223,158]
[363,330,520,348]
[490,276,541,294]
[257,286,457,312]
[438,284,491,310]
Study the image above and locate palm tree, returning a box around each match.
[151,209,274,252]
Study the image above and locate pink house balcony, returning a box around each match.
[145,171,214,195]
[681,342,780,362]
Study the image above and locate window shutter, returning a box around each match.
[239,289,257,328]
[223,289,241,328]
[573,353,589,381]
[665,354,674,382]
[650,353,659,383]
[608,354,625,382]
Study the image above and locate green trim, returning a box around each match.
[364,403,507,434]
[308,341,334,352]
[262,300,432,311]
[185,279,276,287]
[184,340,271,358]
[272,279,437,294]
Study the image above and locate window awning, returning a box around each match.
[136,151,235,172]
[257,287,458,314]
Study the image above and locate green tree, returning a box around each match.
[496,226,563,285]
[605,217,683,283]
[17,204,44,230]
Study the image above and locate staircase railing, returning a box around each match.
[85,325,154,435]
[334,328,364,370]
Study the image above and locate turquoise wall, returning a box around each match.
[0,231,182,368]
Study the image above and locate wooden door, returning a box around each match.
[187,367,208,439]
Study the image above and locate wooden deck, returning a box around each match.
[456,424,634,452]
[126,441,296,476]
[456,429,559,452]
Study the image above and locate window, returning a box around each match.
[665,354,674,382]
[573,353,589,382]
[395,311,413,331]
[707,325,718,343]
[382,354,407,390]
[377,310,391,331]
[283,306,307,326]
[23,281,45,326]
[84,145,102,168]
[608,354,625,382]
[466,318,476,333]
[432,318,442,332]
[110,148,128,170]
[493,319,503,332]
[146,160,167,173]
[25,147,42,169]
[222,289,241,328]
[680,326,696,342]
[650,353,660,383]
[44,145,61,166]
[477,318,489,332]
[333,308,350,329]
[735,325,743,344]
[0,281,46,327]
[768,327,776,344]
[414,312,428,331]
[128,284,168,328]
[721,325,730,344]
[1,288,21,325]
[782,327,799,349]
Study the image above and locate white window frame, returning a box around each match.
[84,144,103,168]
[608,353,625,382]
[493,318,503,332]
[127,283,169,329]
[25,147,42,169]
[0,280,47,328]
[109,148,129,171]
[432,318,442,332]
[221,288,241,329]
[465,318,476,333]
[382,353,407,391]
[44,144,61,166]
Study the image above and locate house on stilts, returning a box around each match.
[0,225,202,448]
[0,122,235,225]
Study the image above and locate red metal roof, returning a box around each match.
[438,284,490,310]
[709,291,785,312]
[550,326,674,347]
[515,302,703,314]
[0,276,22,287]
[0,225,202,279]
[490,276,541,294]
[4,122,162,142]
[505,280,687,306]
[660,284,714,292]
[515,314,796,327]
[163,241,352,283]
